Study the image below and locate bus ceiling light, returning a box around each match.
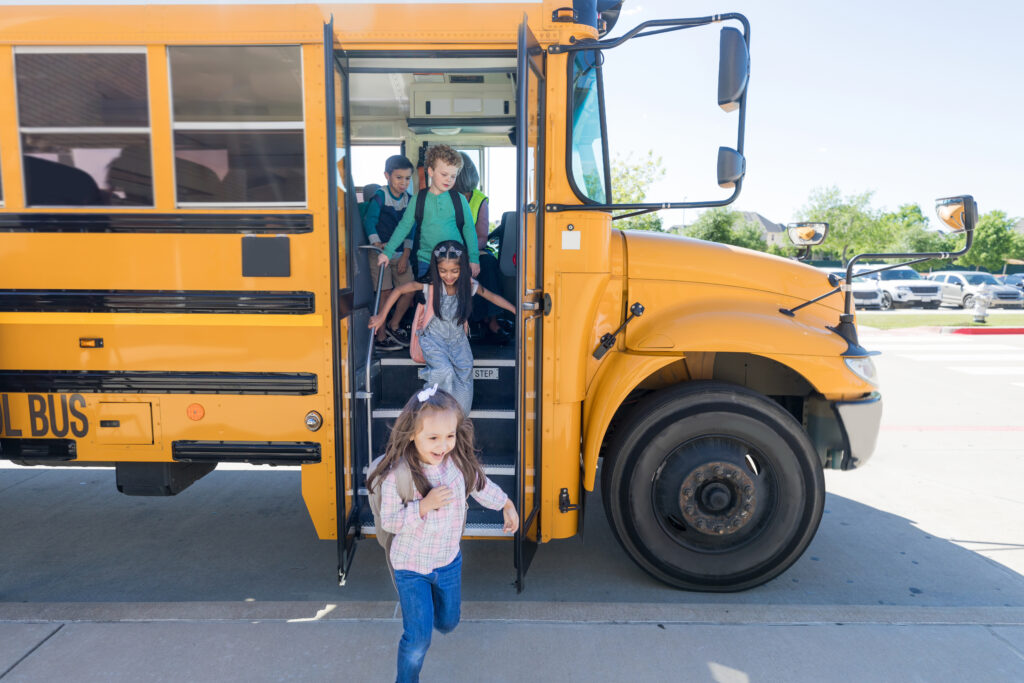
[430,127,461,136]
[305,411,323,432]
[718,26,749,112]
[717,147,745,188]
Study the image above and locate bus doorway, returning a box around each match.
[334,27,544,588]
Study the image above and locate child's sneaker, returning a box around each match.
[374,336,402,352]
[385,326,411,347]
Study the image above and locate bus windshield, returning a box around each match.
[569,51,607,203]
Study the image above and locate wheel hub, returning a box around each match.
[678,461,757,534]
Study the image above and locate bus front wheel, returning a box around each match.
[601,382,825,591]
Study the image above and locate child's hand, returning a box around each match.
[377,252,389,267]
[420,485,455,517]
[502,500,520,534]
[368,314,384,331]
[396,254,409,274]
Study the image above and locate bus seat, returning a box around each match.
[175,158,225,203]
[23,154,105,206]
[497,210,517,278]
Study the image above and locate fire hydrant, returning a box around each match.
[972,287,991,323]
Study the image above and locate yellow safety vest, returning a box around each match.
[468,189,487,223]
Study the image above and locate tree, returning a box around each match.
[955,210,1023,273]
[796,186,881,260]
[610,151,664,231]
[681,207,767,251]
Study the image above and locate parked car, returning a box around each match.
[820,268,882,309]
[926,271,1024,309]
[1002,273,1024,291]
[855,266,941,310]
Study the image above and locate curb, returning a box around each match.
[946,326,1024,335]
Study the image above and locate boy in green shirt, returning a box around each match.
[377,144,480,279]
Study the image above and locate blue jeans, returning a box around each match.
[394,553,462,683]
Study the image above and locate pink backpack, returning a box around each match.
[409,284,434,363]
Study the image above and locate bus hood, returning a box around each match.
[621,230,843,313]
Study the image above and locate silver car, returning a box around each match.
[927,271,1024,309]
[856,266,942,310]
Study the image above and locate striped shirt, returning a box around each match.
[380,456,508,574]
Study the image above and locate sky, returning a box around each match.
[602,0,1024,228]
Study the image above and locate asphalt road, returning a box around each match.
[1,328,1022,681]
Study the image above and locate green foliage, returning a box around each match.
[680,207,768,251]
[610,151,664,231]
[797,186,881,260]
[797,187,973,271]
[955,210,1023,273]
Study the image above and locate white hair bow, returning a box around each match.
[417,383,439,403]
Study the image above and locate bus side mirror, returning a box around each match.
[935,195,977,233]
[718,27,749,112]
[787,222,828,246]
[717,147,745,189]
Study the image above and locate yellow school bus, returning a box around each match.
[0,0,973,591]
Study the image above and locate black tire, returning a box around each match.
[879,292,893,311]
[601,382,825,592]
[963,294,974,309]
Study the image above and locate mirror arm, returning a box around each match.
[843,229,974,317]
[549,13,749,54]
[611,207,659,221]
[547,186,741,212]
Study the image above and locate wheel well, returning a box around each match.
[599,353,814,465]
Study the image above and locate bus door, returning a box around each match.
[514,17,546,592]
[326,21,360,585]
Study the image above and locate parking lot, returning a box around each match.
[1,328,1022,681]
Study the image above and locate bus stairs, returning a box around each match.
[356,342,518,539]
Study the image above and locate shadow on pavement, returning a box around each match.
[1,466,1022,607]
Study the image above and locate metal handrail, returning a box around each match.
[358,244,387,491]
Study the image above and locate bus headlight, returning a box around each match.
[845,356,878,385]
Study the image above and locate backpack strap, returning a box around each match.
[393,459,416,503]
[448,189,465,232]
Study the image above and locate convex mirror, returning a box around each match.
[935,195,977,232]
[787,222,828,246]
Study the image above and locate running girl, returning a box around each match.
[367,386,519,682]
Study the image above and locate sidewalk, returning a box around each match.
[2,602,1023,682]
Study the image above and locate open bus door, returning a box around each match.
[325,19,360,585]
[514,16,545,593]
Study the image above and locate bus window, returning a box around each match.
[568,51,607,203]
[16,49,152,206]
[168,46,305,206]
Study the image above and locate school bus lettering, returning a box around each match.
[0,393,89,438]
[0,0,970,591]
[1,394,22,436]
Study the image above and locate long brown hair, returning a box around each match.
[366,388,485,497]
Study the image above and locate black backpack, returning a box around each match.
[411,189,468,269]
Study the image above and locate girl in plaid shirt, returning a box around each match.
[367,386,519,683]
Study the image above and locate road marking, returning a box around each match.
[868,342,1019,351]
[882,425,1024,432]
[897,353,1024,361]
[952,367,1024,375]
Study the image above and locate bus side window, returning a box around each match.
[169,46,305,207]
[15,49,152,207]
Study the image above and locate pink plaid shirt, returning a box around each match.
[380,456,508,574]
